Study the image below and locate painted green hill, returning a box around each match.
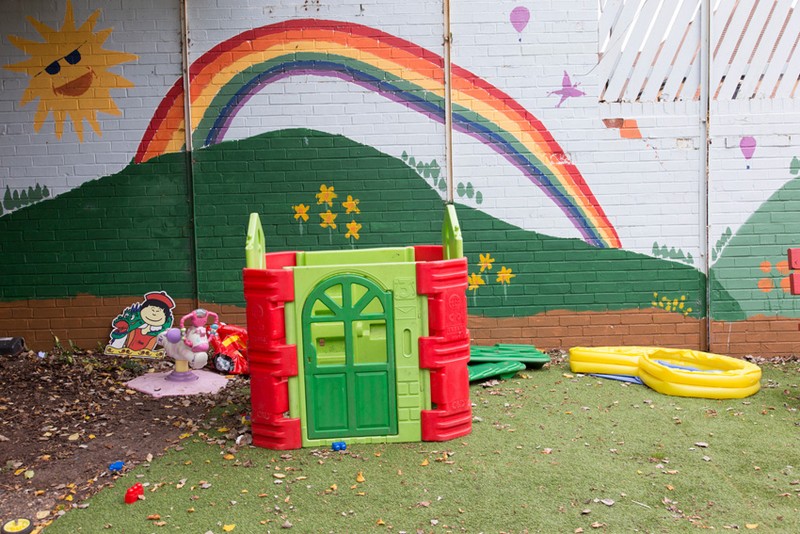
[191,129,712,318]
[0,128,729,319]
[710,171,800,321]
[0,154,195,301]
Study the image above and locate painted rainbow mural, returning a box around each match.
[136,19,621,249]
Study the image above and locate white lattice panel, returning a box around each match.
[599,0,800,102]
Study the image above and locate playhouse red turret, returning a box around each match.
[244,252,302,450]
[417,255,472,441]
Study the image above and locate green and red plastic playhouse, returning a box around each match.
[243,206,472,450]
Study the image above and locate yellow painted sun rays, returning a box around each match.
[4,0,137,141]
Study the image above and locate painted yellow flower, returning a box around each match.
[316,184,337,206]
[345,220,362,240]
[342,195,360,214]
[319,210,337,229]
[292,204,309,222]
[478,253,495,273]
[496,266,515,284]
[468,273,485,291]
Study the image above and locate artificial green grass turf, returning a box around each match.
[46,362,800,533]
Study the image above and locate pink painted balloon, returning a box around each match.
[740,136,756,160]
[510,6,530,34]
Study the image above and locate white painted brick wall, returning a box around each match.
[0,0,799,275]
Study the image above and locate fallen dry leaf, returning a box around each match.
[376,519,386,526]
[222,525,236,532]
[147,514,161,520]
[356,471,365,483]
[420,458,429,466]
[745,524,758,530]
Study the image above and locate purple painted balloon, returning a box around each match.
[740,136,756,160]
[510,6,530,34]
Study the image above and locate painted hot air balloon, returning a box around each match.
[740,136,756,169]
[510,6,530,41]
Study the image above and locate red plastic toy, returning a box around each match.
[209,324,249,375]
[124,483,144,504]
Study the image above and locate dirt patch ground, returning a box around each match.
[0,347,248,530]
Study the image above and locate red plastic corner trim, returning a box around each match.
[792,272,800,296]
[414,245,443,263]
[266,251,298,269]
[244,266,301,450]
[417,257,471,442]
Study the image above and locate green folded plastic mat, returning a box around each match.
[468,360,526,382]
[470,344,550,369]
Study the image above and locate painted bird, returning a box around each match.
[548,71,585,108]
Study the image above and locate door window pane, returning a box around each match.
[352,319,387,365]
[311,321,345,366]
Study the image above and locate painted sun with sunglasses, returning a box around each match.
[4,1,137,141]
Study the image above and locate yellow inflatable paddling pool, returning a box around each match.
[568,346,761,399]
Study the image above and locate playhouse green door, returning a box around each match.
[303,274,398,440]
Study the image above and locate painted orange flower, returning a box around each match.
[757,258,792,293]
[292,204,309,222]
[316,184,337,206]
[781,277,792,293]
[496,266,515,284]
[468,273,485,291]
[345,220,361,240]
[319,210,337,229]
[342,195,360,214]
[758,278,774,292]
[478,253,495,273]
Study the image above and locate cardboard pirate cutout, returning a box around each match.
[104,291,176,358]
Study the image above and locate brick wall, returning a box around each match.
[1,0,800,356]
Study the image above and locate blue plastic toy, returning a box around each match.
[109,461,125,473]
[332,441,347,451]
